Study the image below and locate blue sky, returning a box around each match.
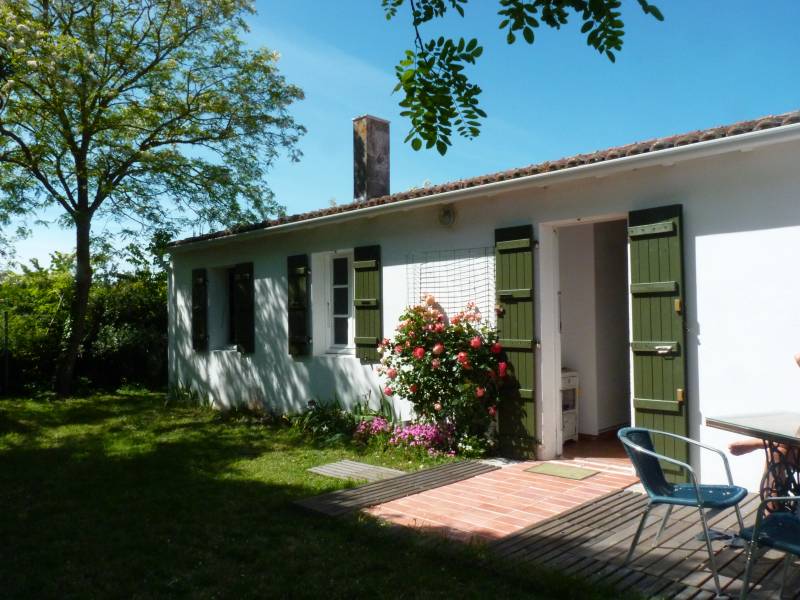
[12,0,800,265]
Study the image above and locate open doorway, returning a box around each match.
[556,219,630,460]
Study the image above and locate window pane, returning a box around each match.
[333,287,348,315]
[333,257,348,286]
[334,317,348,345]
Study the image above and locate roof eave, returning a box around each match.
[168,122,800,254]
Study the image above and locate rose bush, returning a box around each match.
[378,297,507,452]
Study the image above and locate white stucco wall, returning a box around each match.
[169,135,800,491]
[593,220,631,433]
[558,224,599,435]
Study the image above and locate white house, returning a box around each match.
[167,111,800,491]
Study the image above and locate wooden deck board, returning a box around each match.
[301,462,797,598]
[307,459,404,483]
[486,488,797,599]
[295,460,499,516]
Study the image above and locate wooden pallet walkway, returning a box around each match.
[296,460,499,517]
[491,489,800,599]
[307,459,404,483]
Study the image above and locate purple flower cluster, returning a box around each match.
[353,416,392,443]
[389,422,455,453]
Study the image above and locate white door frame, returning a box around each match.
[536,214,628,460]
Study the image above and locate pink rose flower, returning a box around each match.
[387,368,398,380]
[434,402,442,412]
[412,346,425,360]
[491,342,502,354]
[394,344,403,354]
[488,405,497,417]
[475,386,485,398]
[409,384,418,393]
[432,342,444,355]
[470,336,481,349]
[431,358,441,369]
[498,361,508,377]
[384,386,394,396]
[456,351,468,364]
[434,322,444,333]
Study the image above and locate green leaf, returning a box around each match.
[506,30,516,44]
[411,138,422,151]
[522,27,534,44]
[435,140,448,155]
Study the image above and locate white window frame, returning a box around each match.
[311,250,355,355]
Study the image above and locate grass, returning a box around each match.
[0,392,631,599]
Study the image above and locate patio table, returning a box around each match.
[706,412,800,510]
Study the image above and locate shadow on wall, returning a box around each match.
[170,262,387,416]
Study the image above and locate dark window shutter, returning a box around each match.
[353,245,382,363]
[628,204,687,482]
[191,268,208,352]
[287,254,311,356]
[233,262,255,354]
[495,225,536,458]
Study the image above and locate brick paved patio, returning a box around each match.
[365,457,638,542]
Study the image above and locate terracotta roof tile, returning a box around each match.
[170,110,800,248]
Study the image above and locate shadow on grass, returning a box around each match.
[0,394,626,599]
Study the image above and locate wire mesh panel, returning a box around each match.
[405,246,495,324]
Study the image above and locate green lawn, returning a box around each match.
[0,392,629,599]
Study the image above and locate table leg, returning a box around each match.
[759,439,800,512]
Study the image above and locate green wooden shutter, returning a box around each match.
[353,245,382,363]
[287,254,311,356]
[628,204,688,482]
[233,262,255,354]
[495,225,536,458]
[191,268,208,352]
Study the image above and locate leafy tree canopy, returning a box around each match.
[0,0,305,392]
[0,0,304,235]
[384,0,664,154]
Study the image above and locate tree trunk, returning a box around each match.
[55,214,92,396]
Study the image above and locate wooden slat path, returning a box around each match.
[296,460,499,517]
[491,490,800,599]
[307,459,404,483]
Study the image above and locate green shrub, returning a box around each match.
[377,297,507,454]
[0,249,167,393]
[292,398,357,443]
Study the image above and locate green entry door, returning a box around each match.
[495,225,536,458]
[628,205,688,482]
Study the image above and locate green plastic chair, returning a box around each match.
[618,427,747,598]
[739,496,800,599]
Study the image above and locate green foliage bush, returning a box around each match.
[377,297,506,454]
[292,398,357,444]
[0,249,167,393]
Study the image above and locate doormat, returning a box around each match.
[525,462,598,480]
[308,460,404,483]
